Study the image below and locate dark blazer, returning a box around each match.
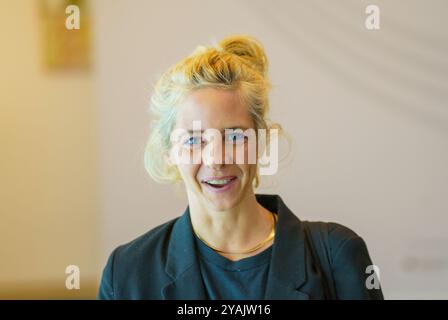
[98,194,384,300]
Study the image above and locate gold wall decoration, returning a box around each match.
[39,0,91,71]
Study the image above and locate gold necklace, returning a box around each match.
[192,212,277,255]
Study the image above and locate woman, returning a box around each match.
[98,35,384,300]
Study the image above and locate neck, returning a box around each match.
[188,191,274,256]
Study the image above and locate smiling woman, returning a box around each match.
[97,34,384,300]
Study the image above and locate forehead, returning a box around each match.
[175,88,254,130]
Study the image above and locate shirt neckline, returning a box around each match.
[194,233,273,271]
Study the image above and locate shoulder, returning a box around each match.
[303,221,383,299]
[326,222,362,251]
[112,216,179,263]
[98,217,180,299]
[303,220,360,244]
[302,221,367,263]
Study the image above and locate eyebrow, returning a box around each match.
[187,126,251,133]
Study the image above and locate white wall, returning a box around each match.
[92,0,448,299]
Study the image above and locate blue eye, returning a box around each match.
[226,132,246,143]
[184,136,202,146]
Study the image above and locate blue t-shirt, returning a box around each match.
[194,233,272,300]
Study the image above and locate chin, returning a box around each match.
[201,191,240,211]
[207,199,238,212]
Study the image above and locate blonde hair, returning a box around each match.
[144,34,283,188]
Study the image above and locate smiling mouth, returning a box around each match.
[201,176,237,188]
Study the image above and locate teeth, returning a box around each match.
[207,179,232,185]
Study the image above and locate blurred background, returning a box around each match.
[0,0,447,299]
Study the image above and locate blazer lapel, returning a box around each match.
[162,265,207,299]
[162,207,207,300]
[258,194,310,300]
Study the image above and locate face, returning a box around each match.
[171,87,257,212]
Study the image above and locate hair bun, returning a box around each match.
[217,34,268,76]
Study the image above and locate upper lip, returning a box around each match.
[201,176,237,183]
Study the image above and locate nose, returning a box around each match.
[202,136,232,169]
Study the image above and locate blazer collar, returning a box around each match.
[162,204,207,299]
[259,194,309,299]
[162,194,309,300]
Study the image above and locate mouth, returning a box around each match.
[200,176,238,191]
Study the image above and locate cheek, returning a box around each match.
[192,165,201,181]
[180,164,200,183]
[177,164,198,182]
[239,164,256,180]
